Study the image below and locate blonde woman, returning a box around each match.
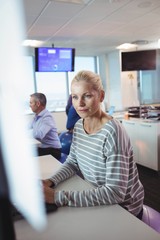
[43,70,144,219]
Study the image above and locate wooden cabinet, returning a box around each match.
[122,119,160,171]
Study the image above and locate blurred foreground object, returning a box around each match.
[0,0,46,233]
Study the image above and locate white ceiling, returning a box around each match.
[22,0,160,56]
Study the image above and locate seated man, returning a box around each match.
[29,93,61,160]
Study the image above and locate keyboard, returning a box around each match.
[12,203,58,221]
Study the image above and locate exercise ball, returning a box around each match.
[59,131,73,155]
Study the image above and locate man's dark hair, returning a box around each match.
[30,93,47,106]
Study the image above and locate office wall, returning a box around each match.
[104,50,160,110]
[26,111,67,133]
[121,71,139,108]
[26,49,160,124]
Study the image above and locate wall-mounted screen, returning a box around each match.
[121,50,156,71]
[35,47,75,72]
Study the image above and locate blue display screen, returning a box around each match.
[35,47,75,72]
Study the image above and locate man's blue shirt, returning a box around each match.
[30,109,61,149]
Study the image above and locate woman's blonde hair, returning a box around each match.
[71,70,104,93]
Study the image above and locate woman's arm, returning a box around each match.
[53,153,130,207]
[53,123,135,207]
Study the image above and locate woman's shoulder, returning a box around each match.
[103,117,121,130]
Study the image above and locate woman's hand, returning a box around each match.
[42,179,54,187]
[43,185,55,204]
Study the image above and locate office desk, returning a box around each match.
[14,155,160,240]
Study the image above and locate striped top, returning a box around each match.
[51,118,144,216]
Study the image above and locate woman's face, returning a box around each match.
[71,81,102,118]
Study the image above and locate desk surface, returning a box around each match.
[14,155,160,240]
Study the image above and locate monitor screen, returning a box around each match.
[35,47,75,72]
[121,50,156,71]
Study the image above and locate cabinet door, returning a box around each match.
[122,120,139,164]
[138,123,158,170]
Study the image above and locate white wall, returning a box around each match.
[121,71,140,108]
[26,111,67,133]
[52,111,67,132]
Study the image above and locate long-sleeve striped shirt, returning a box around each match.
[51,118,144,216]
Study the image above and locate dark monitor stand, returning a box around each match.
[0,197,16,240]
[0,146,16,240]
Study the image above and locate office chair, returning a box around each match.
[142,205,160,233]
[59,130,72,155]
[60,153,68,163]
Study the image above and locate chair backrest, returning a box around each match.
[142,205,160,233]
[60,153,68,163]
[59,131,73,155]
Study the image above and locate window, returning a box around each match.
[23,56,36,114]
[68,56,97,93]
[36,72,67,111]
[25,56,97,113]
